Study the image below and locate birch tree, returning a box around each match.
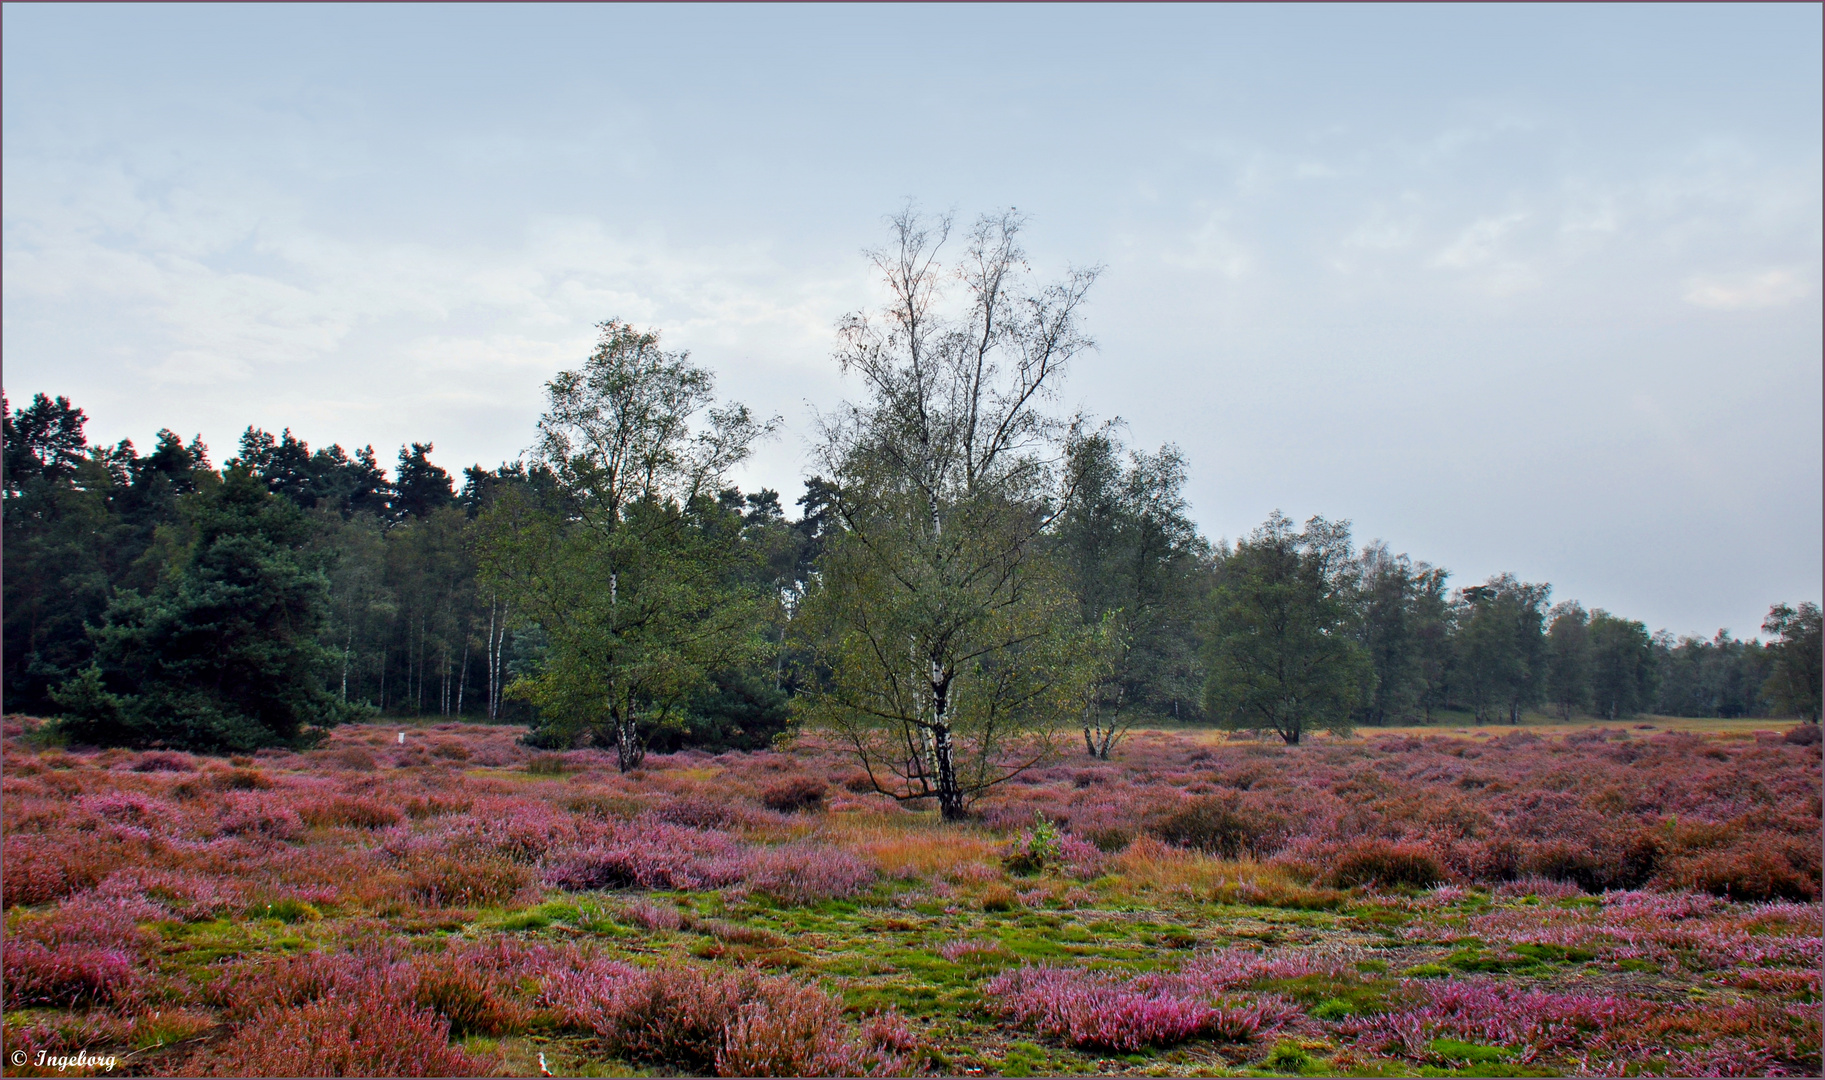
[476,321,775,770]
[793,207,1101,819]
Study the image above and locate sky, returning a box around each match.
[4,3,1820,640]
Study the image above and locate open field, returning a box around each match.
[3,718,1820,1077]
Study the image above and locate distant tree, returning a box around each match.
[1055,429,1207,755]
[1453,574,1550,724]
[3,393,90,487]
[1544,602,1591,719]
[1353,543,1443,725]
[1761,602,1823,722]
[51,467,357,750]
[1203,512,1372,745]
[232,427,391,517]
[1587,610,1656,720]
[793,207,1101,818]
[392,442,455,520]
[476,320,775,770]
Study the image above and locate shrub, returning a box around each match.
[760,776,829,813]
[1,943,141,1008]
[741,845,875,905]
[129,751,197,772]
[406,855,531,908]
[1327,841,1444,889]
[980,884,1020,912]
[412,962,528,1037]
[984,965,1283,1052]
[623,900,686,932]
[1146,795,1285,859]
[326,746,379,771]
[715,978,859,1077]
[526,753,570,775]
[190,995,494,1076]
[1784,723,1822,746]
[2,833,116,907]
[1676,849,1819,902]
[299,795,404,829]
[204,950,386,1022]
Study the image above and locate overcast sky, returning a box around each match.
[5,3,1819,640]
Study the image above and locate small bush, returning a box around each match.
[130,751,197,773]
[1,943,141,1008]
[1146,795,1285,859]
[760,776,829,813]
[191,994,493,1076]
[980,884,1020,912]
[2,833,118,907]
[715,977,858,1077]
[1327,841,1444,889]
[742,845,875,905]
[406,855,531,908]
[327,746,379,771]
[525,753,570,775]
[300,795,404,829]
[413,963,528,1036]
[1677,849,1819,902]
[1784,723,1822,746]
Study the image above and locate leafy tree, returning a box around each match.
[1545,602,1591,719]
[1203,512,1372,745]
[793,207,1101,818]
[1452,575,1550,724]
[51,468,356,750]
[1761,602,1823,722]
[1055,429,1207,755]
[1354,543,1445,725]
[476,320,774,770]
[1587,610,1656,720]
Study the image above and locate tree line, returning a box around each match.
[5,210,1820,815]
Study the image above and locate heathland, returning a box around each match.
[3,715,1819,1077]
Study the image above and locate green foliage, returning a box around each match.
[794,209,1101,819]
[1762,601,1823,722]
[1587,610,1656,720]
[1055,429,1211,755]
[51,469,359,751]
[1203,512,1372,744]
[477,320,775,770]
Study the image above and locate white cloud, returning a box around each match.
[1683,268,1813,310]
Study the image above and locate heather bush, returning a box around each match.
[298,794,404,829]
[129,750,197,772]
[405,854,531,908]
[1673,848,1819,902]
[740,844,875,905]
[2,943,142,1009]
[411,960,529,1036]
[1326,840,1444,888]
[760,775,829,813]
[543,816,746,891]
[985,964,1292,1051]
[2,832,118,907]
[622,899,687,931]
[714,977,860,1076]
[1146,794,1287,858]
[190,994,495,1076]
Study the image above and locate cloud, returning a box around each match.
[1683,268,1813,310]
